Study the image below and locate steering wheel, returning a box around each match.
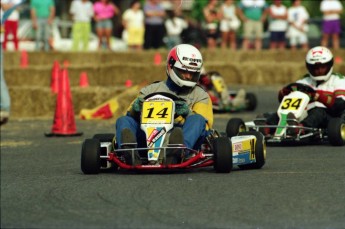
[143,92,186,102]
[284,82,316,94]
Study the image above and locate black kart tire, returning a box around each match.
[93,133,115,142]
[213,137,233,173]
[81,139,101,174]
[327,118,345,146]
[226,118,246,138]
[238,131,266,169]
[245,93,257,111]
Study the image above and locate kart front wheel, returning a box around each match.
[238,131,266,169]
[213,137,233,173]
[81,139,101,174]
[245,93,257,111]
[327,118,345,146]
[93,133,115,142]
[226,118,246,138]
[93,133,118,172]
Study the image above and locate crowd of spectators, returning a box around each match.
[1,0,344,52]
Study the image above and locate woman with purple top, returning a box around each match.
[320,0,343,50]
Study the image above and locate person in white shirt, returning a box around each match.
[267,0,288,50]
[287,0,309,51]
[122,0,145,51]
[219,0,240,50]
[164,9,188,49]
[70,0,94,51]
[320,0,343,50]
[1,0,21,51]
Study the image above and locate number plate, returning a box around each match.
[141,101,174,124]
[280,98,304,110]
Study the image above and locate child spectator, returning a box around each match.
[70,0,94,51]
[122,0,145,51]
[267,0,288,50]
[320,0,343,50]
[1,0,21,51]
[287,0,309,51]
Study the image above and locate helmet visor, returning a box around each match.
[173,66,200,83]
[306,60,333,77]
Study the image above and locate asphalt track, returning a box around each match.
[1,86,345,229]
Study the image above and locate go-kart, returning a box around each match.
[200,71,257,112]
[226,83,345,146]
[81,93,266,174]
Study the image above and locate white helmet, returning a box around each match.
[305,46,334,81]
[166,44,203,88]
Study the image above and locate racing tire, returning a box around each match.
[245,93,257,111]
[226,118,246,138]
[327,118,345,146]
[92,133,118,171]
[238,131,266,169]
[213,137,233,173]
[81,138,101,174]
[93,133,115,142]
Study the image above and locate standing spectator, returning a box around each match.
[1,0,21,51]
[122,0,145,51]
[287,0,309,51]
[203,0,220,51]
[30,0,55,51]
[70,0,94,51]
[1,8,10,125]
[219,0,241,50]
[267,0,288,50]
[143,0,166,50]
[93,0,120,51]
[164,10,188,49]
[237,0,268,50]
[320,0,343,50]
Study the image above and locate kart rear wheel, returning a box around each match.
[238,131,266,169]
[226,118,246,138]
[327,118,345,146]
[213,137,233,173]
[93,133,115,142]
[81,139,101,174]
[245,93,257,111]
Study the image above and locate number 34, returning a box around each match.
[281,98,302,110]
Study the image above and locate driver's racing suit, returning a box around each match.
[270,72,345,128]
[115,78,214,150]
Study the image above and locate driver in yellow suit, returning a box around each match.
[115,44,213,165]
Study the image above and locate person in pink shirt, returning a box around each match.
[93,0,120,50]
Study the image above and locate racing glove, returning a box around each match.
[175,100,190,117]
[314,91,335,108]
[132,97,144,112]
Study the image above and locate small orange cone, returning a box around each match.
[45,68,83,137]
[51,61,60,94]
[335,56,343,64]
[20,50,28,68]
[79,72,89,88]
[125,79,132,88]
[154,52,162,65]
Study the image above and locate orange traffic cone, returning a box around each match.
[45,68,83,137]
[154,52,162,65]
[125,79,132,88]
[51,61,60,94]
[20,50,28,68]
[79,72,89,88]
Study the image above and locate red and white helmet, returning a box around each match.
[305,46,334,82]
[166,44,203,88]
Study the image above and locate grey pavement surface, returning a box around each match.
[1,86,345,229]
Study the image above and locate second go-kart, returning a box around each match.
[226,83,345,146]
[200,71,257,112]
[81,93,266,174]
